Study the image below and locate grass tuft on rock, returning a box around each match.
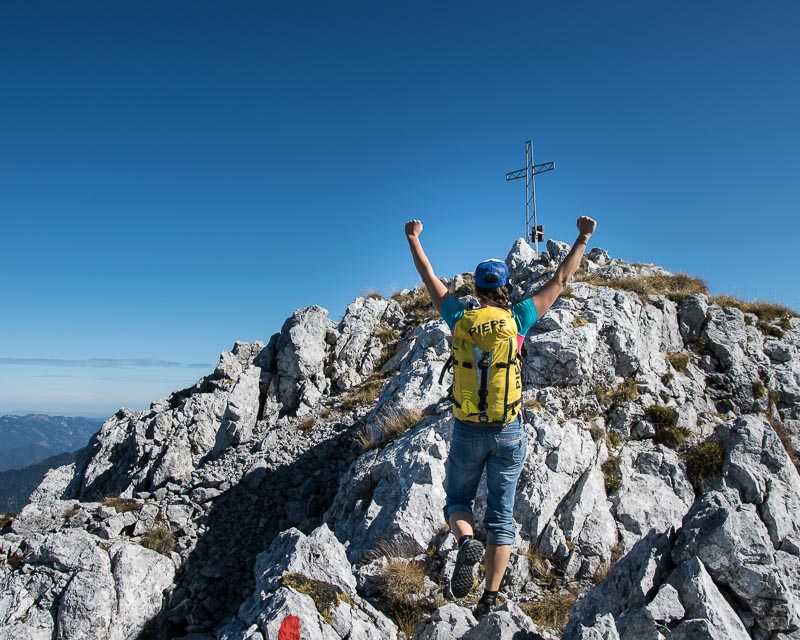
[524,549,556,581]
[524,397,542,411]
[666,352,690,372]
[767,414,800,474]
[608,378,639,405]
[7,552,24,569]
[63,504,80,522]
[576,272,707,301]
[572,315,588,328]
[281,572,351,624]
[103,497,143,513]
[340,374,387,411]
[602,456,623,495]
[519,590,579,633]
[606,431,622,450]
[298,416,316,431]
[374,557,443,637]
[140,524,175,556]
[684,438,725,491]
[353,408,424,452]
[711,295,797,322]
[646,405,691,448]
[0,514,14,529]
[391,286,440,324]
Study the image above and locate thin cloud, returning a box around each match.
[0,357,212,369]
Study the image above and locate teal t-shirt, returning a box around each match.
[440,296,539,342]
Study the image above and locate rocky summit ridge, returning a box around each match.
[1,238,799,640]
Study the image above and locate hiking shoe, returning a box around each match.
[472,599,494,620]
[472,592,498,620]
[450,538,484,598]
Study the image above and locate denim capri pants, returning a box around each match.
[443,414,527,546]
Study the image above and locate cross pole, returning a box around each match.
[505,140,555,254]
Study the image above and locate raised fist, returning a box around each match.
[577,216,597,237]
[405,219,423,239]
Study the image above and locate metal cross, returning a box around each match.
[505,140,555,254]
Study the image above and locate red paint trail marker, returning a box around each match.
[278,614,301,640]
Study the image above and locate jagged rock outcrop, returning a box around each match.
[218,524,397,640]
[563,415,800,640]
[2,240,799,640]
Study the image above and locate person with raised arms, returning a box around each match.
[404,215,597,618]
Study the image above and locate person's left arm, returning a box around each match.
[404,219,450,312]
[532,215,597,318]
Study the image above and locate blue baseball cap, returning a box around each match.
[474,259,509,289]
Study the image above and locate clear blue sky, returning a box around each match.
[1,1,798,417]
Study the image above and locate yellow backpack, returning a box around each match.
[440,305,523,425]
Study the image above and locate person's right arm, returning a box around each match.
[532,215,597,318]
[405,219,450,312]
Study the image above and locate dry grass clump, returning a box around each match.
[298,416,316,431]
[140,524,175,556]
[525,397,542,411]
[281,573,351,624]
[666,352,690,372]
[608,378,639,405]
[606,431,622,450]
[447,272,476,299]
[712,295,797,322]
[354,408,424,452]
[752,381,766,399]
[7,552,24,569]
[519,590,579,633]
[375,327,402,368]
[588,424,605,443]
[365,291,385,300]
[378,559,426,604]
[767,414,800,474]
[382,408,423,442]
[524,549,556,581]
[103,497,143,513]
[577,272,707,301]
[63,504,80,521]
[391,286,440,324]
[375,326,401,343]
[759,322,785,338]
[352,429,374,452]
[373,555,443,637]
[684,438,725,491]
[713,295,797,339]
[572,315,588,328]
[340,374,387,411]
[0,514,14,529]
[602,456,623,495]
[646,405,691,448]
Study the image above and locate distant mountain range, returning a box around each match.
[0,451,77,513]
[0,414,103,472]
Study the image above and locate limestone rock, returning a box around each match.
[412,603,475,639]
[325,416,449,562]
[546,239,570,264]
[222,524,396,640]
[108,543,175,640]
[270,305,337,416]
[330,296,404,391]
[461,600,546,639]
